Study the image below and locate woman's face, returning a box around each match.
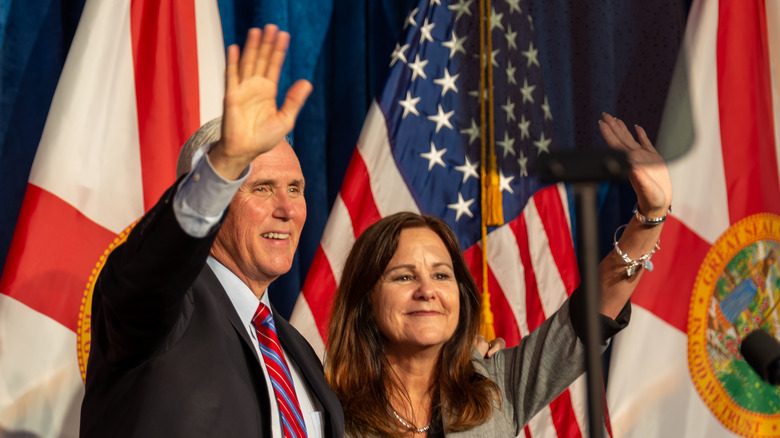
[371,227,460,356]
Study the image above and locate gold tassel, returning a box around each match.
[479,288,496,340]
[485,167,503,226]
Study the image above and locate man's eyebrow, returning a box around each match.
[252,177,305,186]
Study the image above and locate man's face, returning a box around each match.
[212,141,306,289]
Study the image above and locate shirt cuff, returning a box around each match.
[173,150,250,237]
[568,288,631,344]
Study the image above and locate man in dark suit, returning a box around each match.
[80,25,343,437]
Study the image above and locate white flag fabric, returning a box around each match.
[0,1,224,435]
[607,0,780,436]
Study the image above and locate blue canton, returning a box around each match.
[378,0,558,249]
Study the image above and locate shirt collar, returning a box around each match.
[206,256,270,326]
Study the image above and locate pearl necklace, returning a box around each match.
[392,408,430,433]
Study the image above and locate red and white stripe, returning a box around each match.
[0,1,223,435]
[254,305,308,438]
[291,100,588,437]
[607,0,780,436]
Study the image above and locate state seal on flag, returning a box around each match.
[688,213,780,437]
[77,223,136,383]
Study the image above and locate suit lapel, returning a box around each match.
[195,264,274,436]
[199,264,343,437]
[274,306,344,437]
[199,265,262,364]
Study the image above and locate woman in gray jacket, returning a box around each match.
[325,113,671,436]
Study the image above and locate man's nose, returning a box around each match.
[272,192,297,219]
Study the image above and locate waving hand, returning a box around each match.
[210,25,313,180]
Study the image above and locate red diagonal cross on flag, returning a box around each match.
[607,1,780,437]
[0,1,225,435]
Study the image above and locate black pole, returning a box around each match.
[539,148,630,438]
[574,183,604,438]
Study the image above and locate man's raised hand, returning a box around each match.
[210,25,313,180]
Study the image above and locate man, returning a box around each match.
[80,25,343,437]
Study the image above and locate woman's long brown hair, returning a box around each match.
[325,212,499,436]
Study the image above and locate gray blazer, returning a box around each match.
[448,298,585,437]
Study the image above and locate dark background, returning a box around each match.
[0,0,691,317]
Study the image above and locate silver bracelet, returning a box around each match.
[612,224,661,277]
[632,203,671,226]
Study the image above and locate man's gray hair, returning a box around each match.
[176,117,223,179]
[175,117,294,179]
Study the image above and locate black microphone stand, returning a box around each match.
[540,149,630,438]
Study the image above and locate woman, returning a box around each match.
[325,113,672,436]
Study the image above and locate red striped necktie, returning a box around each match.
[253,303,308,438]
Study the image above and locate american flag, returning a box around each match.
[290,0,586,435]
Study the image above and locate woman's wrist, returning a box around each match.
[633,203,671,226]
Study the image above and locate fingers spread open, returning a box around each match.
[254,24,279,79]
[279,79,313,127]
[265,31,290,85]
[225,44,240,90]
[238,28,262,81]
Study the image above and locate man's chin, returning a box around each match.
[257,260,294,279]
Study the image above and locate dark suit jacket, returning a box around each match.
[80,184,344,437]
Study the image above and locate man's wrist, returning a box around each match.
[207,142,255,181]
